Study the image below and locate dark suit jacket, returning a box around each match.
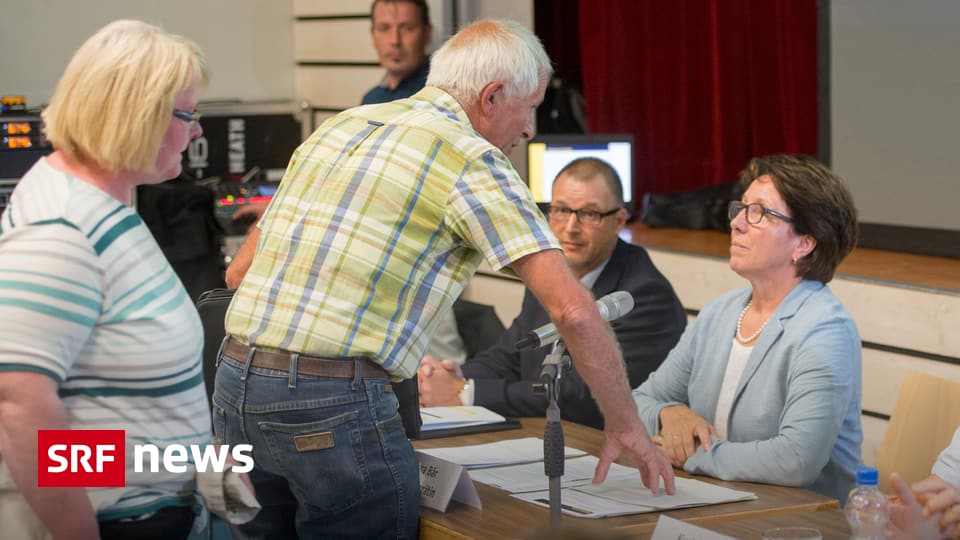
[461,239,686,429]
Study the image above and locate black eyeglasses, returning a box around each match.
[172,108,201,127]
[547,205,621,225]
[728,201,795,225]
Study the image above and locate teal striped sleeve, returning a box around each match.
[0,222,102,380]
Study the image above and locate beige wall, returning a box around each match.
[831,0,960,231]
[1,0,294,105]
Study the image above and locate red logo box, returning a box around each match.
[37,430,126,487]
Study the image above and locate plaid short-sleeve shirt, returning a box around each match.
[225,87,559,379]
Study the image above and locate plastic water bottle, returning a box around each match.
[844,466,889,540]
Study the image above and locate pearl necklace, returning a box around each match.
[736,299,769,343]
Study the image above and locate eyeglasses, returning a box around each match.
[172,108,201,127]
[547,205,621,225]
[728,200,795,225]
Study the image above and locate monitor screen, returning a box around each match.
[526,134,634,208]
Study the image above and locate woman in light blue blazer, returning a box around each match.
[633,154,862,503]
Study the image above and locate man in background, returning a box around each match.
[216,20,674,539]
[362,0,432,105]
[419,158,687,429]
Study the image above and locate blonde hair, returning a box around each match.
[426,19,553,103]
[42,19,210,174]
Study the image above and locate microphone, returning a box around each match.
[539,342,566,384]
[516,290,635,350]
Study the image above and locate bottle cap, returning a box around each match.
[856,465,879,486]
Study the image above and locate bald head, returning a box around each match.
[556,158,624,206]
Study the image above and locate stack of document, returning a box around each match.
[418,437,756,518]
[513,475,756,518]
[469,454,634,492]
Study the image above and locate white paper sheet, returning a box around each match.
[417,437,588,469]
[651,515,738,540]
[420,406,506,431]
[580,476,756,509]
[469,455,637,493]
[512,476,756,518]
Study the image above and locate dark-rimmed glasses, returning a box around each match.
[172,108,201,127]
[728,200,796,225]
[547,205,621,225]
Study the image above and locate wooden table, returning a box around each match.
[414,418,839,539]
[691,508,850,540]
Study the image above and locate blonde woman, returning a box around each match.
[0,20,210,539]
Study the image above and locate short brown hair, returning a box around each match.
[738,154,858,283]
[556,157,623,206]
[370,0,430,27]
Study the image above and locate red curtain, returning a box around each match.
[535,0,583,91]
[578,0,818,196]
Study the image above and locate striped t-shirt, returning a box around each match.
[226,87,560,379]
[0,158,210,520]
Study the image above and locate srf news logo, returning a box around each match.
[37,430,253,488]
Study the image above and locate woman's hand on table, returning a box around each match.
[656,405,717,467]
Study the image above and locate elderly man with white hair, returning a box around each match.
[216,19,674,539]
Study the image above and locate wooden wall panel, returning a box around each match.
[294,20,376,62]
[861,348,960,417]
[645,250,747,310]
[293,0,365,17]
[830,279,960,358]
[861,415,887,467]
[462,263,524,325]
[294,66,383,109]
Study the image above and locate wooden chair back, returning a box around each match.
[875,371,960,492]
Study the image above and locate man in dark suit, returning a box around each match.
[419,157,686,429]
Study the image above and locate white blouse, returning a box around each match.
[714,338,754,440]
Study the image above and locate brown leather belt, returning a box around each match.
[223,337,389,379]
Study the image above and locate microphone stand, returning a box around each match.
[534,340,571,527]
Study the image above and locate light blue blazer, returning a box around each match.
[633,280,862,503]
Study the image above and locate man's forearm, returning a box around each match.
[553,305,640,432]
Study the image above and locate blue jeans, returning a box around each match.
[212,352,419,539]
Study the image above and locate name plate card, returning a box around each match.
[651,515,737,540]
[416,451,482,512]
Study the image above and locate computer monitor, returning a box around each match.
[526,134,634,210]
